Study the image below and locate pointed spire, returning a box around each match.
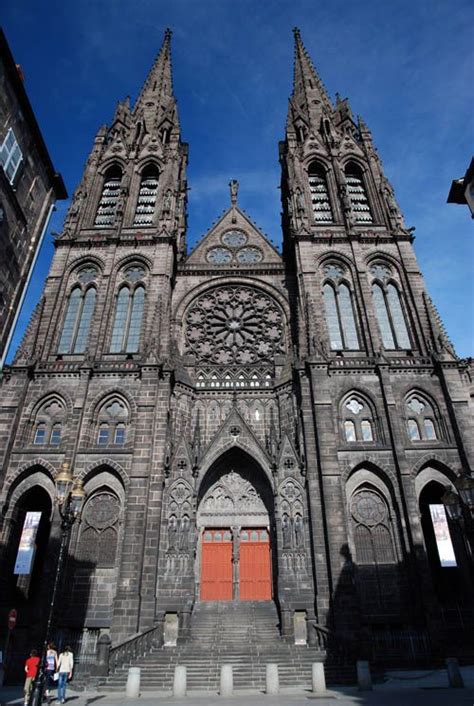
[288,28,333,134]
[134,28,178,129]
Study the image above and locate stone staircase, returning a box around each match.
[99,600,355,692]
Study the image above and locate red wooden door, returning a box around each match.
[200,529,233,601]
[239,528,272,600]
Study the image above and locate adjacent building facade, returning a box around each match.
[0,29,472,676]
[0,29,67,363]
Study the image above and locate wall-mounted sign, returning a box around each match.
[14,511,42,575]
[430,504,457,568]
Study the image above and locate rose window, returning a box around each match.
[185,286,285,365]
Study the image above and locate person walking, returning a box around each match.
[56,646,73,704]
[44,642,58,704]
[23,649,40,706]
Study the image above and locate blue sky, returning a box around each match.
[3,0,473,360]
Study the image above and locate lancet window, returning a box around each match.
[344,162,373,223]
[110,266,146,353]
[322,263,359,350]
[58,266,98,354]
[342,394,376,442]
[94,164,122,227]
[133,164,159,226]
[370,263,411,350]
[308,162,333,224]
[77,490,121,567]
[405,393,438,441]
[95,398,129,447]
[350,487,400,614]
[32,397,65,446]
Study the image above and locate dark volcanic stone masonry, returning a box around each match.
[0,28,472,681]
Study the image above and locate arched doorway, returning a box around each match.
[197,450,274,602]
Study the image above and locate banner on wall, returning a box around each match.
[14,511,42,575]
[429,504,457,568]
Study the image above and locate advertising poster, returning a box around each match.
[14,511,42,575]
[429,504,457,568]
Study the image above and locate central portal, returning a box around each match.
[197,453,273,602]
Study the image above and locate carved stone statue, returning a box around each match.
[179,515,191,550]
[294,514,304,548]
[295,187,305,213]
[163,188,173,213]
[168,515,178,550]
[229,179,239,206]
[282,514,292,548]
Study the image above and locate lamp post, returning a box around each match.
[29,463,85,706]
[441,473,474,556]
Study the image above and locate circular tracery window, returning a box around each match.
[222,231,247,247]
[236,247,263,264]
[206,247,232,264]
[351,490,387,526]
[185,286,285,364]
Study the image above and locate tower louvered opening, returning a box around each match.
[94,165,122,227]
[134,165,159,226]
[345,163,373,224]
[308,163,333,224]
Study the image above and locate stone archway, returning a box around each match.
[196,450,274,602]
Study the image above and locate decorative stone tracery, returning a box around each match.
[185,286,285,366]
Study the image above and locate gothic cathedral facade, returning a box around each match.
[0,29,472,669]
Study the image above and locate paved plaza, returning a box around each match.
[2,668,474,706]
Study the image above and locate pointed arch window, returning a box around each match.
[345,162,373,223]
[322,264,359,350]
[405,394,439,442]
[94,164,122,227]
[133,165,159,226]
[32,397,65,446]
[58,286,96,354]
[110,285,145,353]
[371,280,410,350]
[351,488,400,614]
[95,398,129,447]
[342,394,376,443]
[308,162,333,223]
[77,491,121,568]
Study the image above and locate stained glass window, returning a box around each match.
[58,288,81,353]
[74,288,96,353]
[372,283,395,349]
[126,286,145,352]
[34,424,46,445]
[50,424,62,446]
[58,287,96,354]
[386,284,410,348]
[407,419,421,440]
[110,287,130,353]
[423,419,437,440]
[344,420,356,441]
[323,284,343,349]
[339,284,359,349]
[361,420,374,441]
[308,163,333,224]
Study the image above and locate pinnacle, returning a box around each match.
[133,27,177,127]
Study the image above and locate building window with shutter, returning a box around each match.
[344,162,373,224]
[94,165,122,227]
[308,162,333,224]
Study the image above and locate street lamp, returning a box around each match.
[29,463,85,706]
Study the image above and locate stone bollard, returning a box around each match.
[266,663,279,694]
[220,664,233,696]
[356,660,372,691]
[446,658,464,688]
[126,667,141,698]
[312,662,326,695]
[173,665,187,697]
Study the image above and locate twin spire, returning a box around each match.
[132,27,334,137]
